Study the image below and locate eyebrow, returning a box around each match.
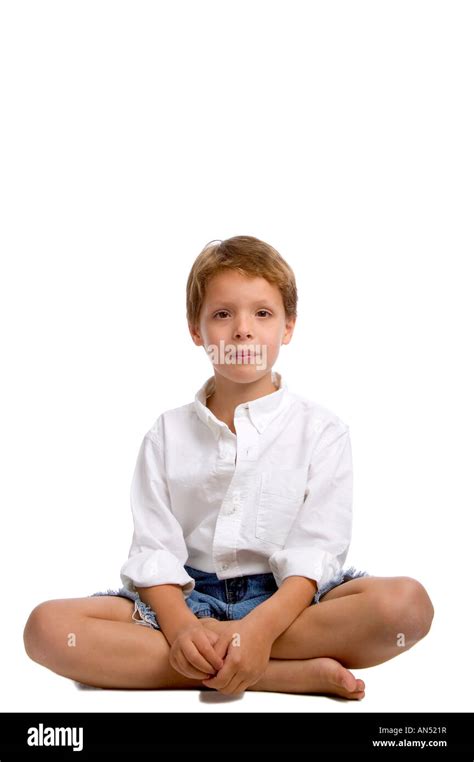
[207,300,276,309]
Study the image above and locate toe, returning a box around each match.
[340,669,357,692]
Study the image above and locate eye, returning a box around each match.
[212,309,272,319]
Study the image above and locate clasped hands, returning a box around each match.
[168,617,273,695]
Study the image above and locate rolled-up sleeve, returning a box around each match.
[268,420,353,592]
[120,431,195,598]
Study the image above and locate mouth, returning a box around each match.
[236,349,255,360]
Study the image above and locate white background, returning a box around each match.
[1,0,473,713]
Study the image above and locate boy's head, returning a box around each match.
[187,235,297,383]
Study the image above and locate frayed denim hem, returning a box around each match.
[313,566,371,604]
[90,587,161,630]
[89,587,215,631]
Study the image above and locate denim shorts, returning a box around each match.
[90,564,370,632]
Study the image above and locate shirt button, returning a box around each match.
[221,562,229,571]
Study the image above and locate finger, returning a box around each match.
[174,656,211,680]
[213,635,230,661]
[182,641,219,676]
[224,676,247,696]
[204,630,219,646]
[201,630,225,657]
[202,663,236,691]
[172,651,214,681]
[197,632,226,672]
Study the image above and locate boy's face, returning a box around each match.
[189,270,296,383]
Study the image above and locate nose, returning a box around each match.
[233,325,253,340]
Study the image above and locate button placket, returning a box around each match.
[235,418,259,461]
[231,490,241,514]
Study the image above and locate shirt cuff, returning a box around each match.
[120,549,196,599]
[268,548,343,592]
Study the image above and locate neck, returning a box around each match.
[206,370,279,422]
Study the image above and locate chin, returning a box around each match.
[215,365,263,379]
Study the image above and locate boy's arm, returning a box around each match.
[135,584,199,645]
[120,425,195,601]
[243,575,317,641]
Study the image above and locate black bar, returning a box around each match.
[0,712,472,757]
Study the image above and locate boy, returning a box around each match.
[23,235,434,698]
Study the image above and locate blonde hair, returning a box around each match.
[186,235,297,328]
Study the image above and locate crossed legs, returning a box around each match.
[23,575,433,698]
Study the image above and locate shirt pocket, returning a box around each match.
[255,466,307,547]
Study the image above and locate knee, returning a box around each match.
[23,600,58,664]
[375,577,435,644]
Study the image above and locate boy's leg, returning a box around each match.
[23,596,202,690]
[274,575,434,668]
[23,597,364,697]
[204,575,433,669]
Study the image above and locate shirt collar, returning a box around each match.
[194,370,291,435]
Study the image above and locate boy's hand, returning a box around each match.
[200,619,273,695]
[168,621,226,680]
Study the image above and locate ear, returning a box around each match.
[281,316,297,346]
[188,321,204,347]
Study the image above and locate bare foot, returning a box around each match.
[200,618,365,699]
[251,656,366,699]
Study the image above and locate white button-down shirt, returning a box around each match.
[120,370,353,599]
